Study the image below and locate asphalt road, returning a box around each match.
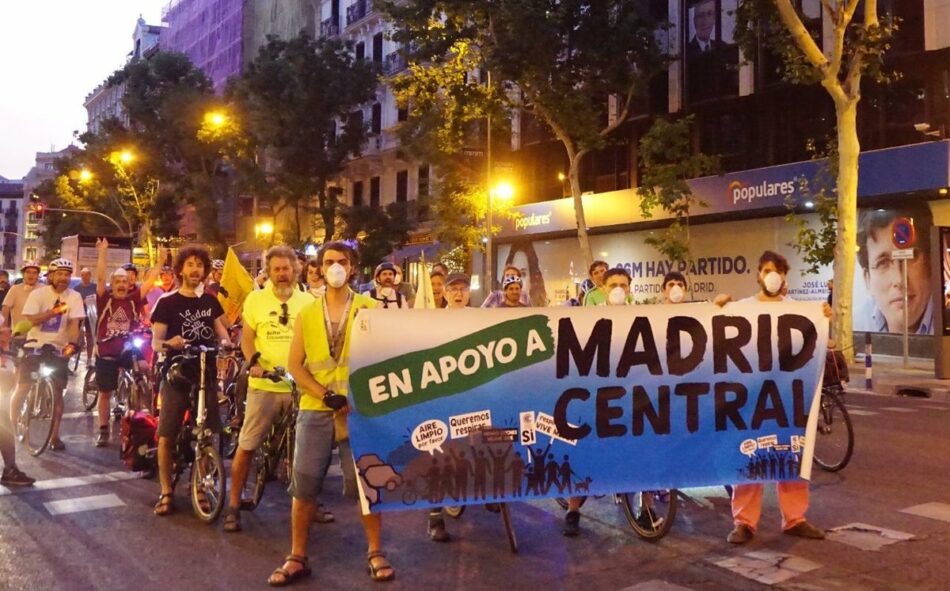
[1,362,949,591]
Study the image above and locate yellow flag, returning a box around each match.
[218,247,255,324]
[413,252,436,309]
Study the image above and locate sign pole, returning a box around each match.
[903,259,909,367]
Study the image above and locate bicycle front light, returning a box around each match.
[39,366,55,378]
[132,337,144,349]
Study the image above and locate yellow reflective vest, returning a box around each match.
[298,291,376,415]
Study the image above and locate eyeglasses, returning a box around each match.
[279,303,289,326]
[446,286,470,294]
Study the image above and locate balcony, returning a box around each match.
[346,0,370,26]
[383,51,407,76]
[320,17,340,37]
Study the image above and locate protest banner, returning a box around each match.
[347,302,828,514]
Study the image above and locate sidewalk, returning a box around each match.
[847,354,950,402]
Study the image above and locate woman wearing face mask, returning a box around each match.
[713,250,830,546]
[661,272,688,304]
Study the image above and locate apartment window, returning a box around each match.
[417,165,430,199]
[396,170,408,202]
[370,176,381,207]
[372,103,382,134]
[372,32,383,63]
[355,41,365,60]
[353,180,364,206]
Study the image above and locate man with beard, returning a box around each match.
[16,258,86,452]
[500,275,527,308]
[223,246,313,533]
[367,262,405,309]
[150,245,231,516]
[91,239,163,447]
[482,265,529,308]
[714,250,828,544]
[268,241,394,585]
[430,271,448,308]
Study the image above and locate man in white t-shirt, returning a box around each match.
[13,258,86,452]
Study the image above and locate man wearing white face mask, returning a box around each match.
[714,250,829,544]
[367,262,405,309]
[564,267,638,536]
[662,272,688,304]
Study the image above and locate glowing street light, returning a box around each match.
[204,111,227,128]
[492,181,515,202]
[119,150,134,164]
[78,169,93,183]
[254,221,274,238]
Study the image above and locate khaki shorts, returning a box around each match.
[237,387,293,452]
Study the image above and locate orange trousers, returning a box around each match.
[731,482,809,531]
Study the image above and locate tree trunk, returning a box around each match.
[569,157,594,270]
[833,99,859,361]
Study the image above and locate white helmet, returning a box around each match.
[212,259,225,271]
[48,258,75,273]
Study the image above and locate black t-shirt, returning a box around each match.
[150,291,224,348]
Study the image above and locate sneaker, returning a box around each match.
[1,467,36,487]
[562,510,581,537]
[727,524,755,544]
[784,521,825,540]
[95,428,109,448]
[427,515,450,542]
[49,438,66,452]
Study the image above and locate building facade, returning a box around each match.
[161,0,245,92]
[0,178,23,270]
[19,148,80,265]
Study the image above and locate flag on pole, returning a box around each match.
[413,252,436,309]
[218,247,255,324]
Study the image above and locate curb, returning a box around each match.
[847,386,950,403]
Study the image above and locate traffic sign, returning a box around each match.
[892,217,916,248]
[891,248,915,260]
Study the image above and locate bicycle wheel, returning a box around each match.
[813,390,854,472]
[15,390,31,444]
[67,347,81,375]
[499,503,518,554]
[620,490,678,541]
[114,373,133,420]
[218,382,240,459]
[444,505,466,519]
[25,381,55,457]
[82,367,99,411]
[246,446,269,511]
[191,443,226,524]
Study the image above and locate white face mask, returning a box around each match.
[763,271,784,296]
[380,287,396,301]
[325,263,348,288]
[607,286,627,306]
[669,285,685,303]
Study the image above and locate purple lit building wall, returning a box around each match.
[160,0,244,92]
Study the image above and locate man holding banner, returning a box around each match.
[716,251,828,544]
[268,241,394,586]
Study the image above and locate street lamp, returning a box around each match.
[254,221,274,239]
[485,179,515,297]
[78,169,93,183]
[204,111,227,128]
[118,150,135,165]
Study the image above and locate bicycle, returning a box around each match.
[83,329,154,418]
[14,342,71,457]
[554,489,678,541]
[217,344,246,459]
[813,383,854,472]
[166,345,227,523]
[240,366,298,511]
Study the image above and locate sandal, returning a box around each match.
[154,493,175,516]
[223,507,242,533]
[313,504,335,524]
[367,550,395,582]
[267,554,311,587]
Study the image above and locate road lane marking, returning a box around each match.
[0,471,142,497]
[44,493,125,516]
[900,502,950,523]
[845,410,878,416]
[879,407,917,413]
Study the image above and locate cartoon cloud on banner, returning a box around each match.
[346,303,829,514]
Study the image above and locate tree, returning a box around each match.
[340,202,413,275]
[380,0,668,269]
[736,0,896,355]
[227,34,379,245]
[637,116,719,268]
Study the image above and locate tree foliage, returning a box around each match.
[380,0,669,268]
[227,34,379,245]
[340,202,413,274]
[784,136,839,275]
[637,116,719,265]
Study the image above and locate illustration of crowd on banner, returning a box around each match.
[498,203,950,337]
[346,303,829,513]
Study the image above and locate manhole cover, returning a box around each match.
[896,387,930,398]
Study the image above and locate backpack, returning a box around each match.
[120,410,158,472]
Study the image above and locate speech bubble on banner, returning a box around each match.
[756,434,779,450]
[740,439,758,457]
[449,410,492,439]
[411,420,448,455]
[536,412,578,446]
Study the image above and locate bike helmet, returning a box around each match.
[20,261,40,272]
[212,259,225,271]
[502,275,522,288]
[48,258,75,273]
[374,262,398,279]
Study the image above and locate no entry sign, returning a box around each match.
[892,217,916,248]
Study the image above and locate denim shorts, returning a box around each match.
[288,410,336,501]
